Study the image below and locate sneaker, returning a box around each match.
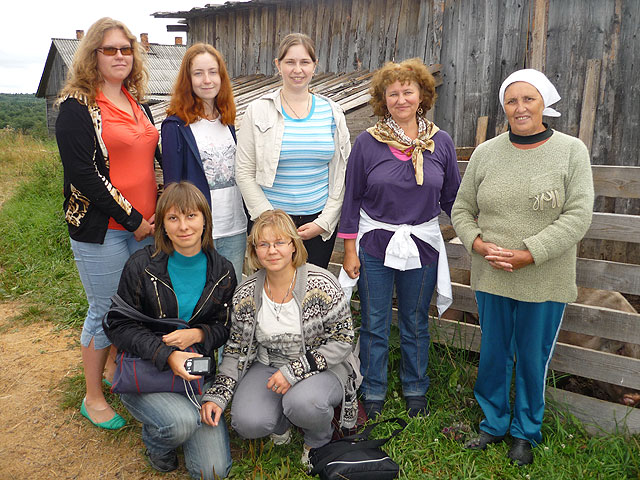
[405,395,430,418]
[270,428,291,445]
[363,400,384,419]
[145,449,178,473]
[301,444,312,472]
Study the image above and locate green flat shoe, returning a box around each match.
[80,398,126,430]
[102,378,112,387]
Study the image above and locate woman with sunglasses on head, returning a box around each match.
[235,33,351,269]
[104,182,235,478]
[162,43,246,285]
[200,210,360,471]
[55,17,160,430]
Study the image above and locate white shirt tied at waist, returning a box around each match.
[338,209,453,316]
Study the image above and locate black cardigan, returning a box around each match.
[103,245,236,382]
[55,97,160,243]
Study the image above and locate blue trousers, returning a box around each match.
[474,291,565,445]
[357,250,437,400]
[214,231,247,285]
[120,386,232,479]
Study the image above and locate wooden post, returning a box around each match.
[530,0,549,71]
[579,59,602,155]
[475,116,489,146]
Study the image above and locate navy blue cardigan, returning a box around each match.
[161,114,237,207]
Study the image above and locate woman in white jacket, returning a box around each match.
[235,33,351,269]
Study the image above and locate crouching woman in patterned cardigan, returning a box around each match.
[201,209,360,469]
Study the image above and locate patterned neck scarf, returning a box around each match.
[367,114,440,185]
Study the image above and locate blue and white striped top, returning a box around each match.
[262,95,336,215]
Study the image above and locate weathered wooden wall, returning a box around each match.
[185,0,640,171]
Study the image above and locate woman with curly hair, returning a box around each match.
[55,17,160,429]
[338,58,460,419]
[162,44,246,284]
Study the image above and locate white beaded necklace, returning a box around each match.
[265,270,297,321]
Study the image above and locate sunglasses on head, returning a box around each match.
[96,46,133,56]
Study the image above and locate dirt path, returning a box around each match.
[0,302,190,480]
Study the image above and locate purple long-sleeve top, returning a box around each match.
[338,130,460,265]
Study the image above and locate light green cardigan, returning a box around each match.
[451,131,594,303]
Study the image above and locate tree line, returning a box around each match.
[0,94,48,139]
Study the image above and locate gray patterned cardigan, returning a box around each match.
[202,263,362,428]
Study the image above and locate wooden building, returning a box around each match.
[152,0,640,435]
[36,33,186,136]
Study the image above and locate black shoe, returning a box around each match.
[508,438,533,466]
[464,431,505,450]
[146,449,178,472]
[405,396,430,418]
[363,400,384,419]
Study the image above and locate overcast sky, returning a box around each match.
[1,0,245,94]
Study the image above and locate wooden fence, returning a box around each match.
[326,153,640,436]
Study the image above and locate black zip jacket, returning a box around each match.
[103,245,236,382]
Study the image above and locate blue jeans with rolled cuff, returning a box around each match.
[70,229,153,349]
[120,384,232,479]
[357,249,438,401]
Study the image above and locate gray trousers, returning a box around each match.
[230,362,342,447]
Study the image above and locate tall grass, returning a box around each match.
[1,129,639,479]
[0,130,86,326]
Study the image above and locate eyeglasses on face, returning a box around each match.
[96,46,133,56]
[255,240,293,251]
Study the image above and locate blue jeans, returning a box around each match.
[70,229,153,349]
[475,291,565,445]
[214,232,247,285]
[120,387,232,479]
[357,250,437,401]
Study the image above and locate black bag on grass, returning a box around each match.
[308,417,407,480]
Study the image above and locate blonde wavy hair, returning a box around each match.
[58,17,148,105]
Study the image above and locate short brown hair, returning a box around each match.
[369,58,437,117]
[154,182,214,255]
[276,33,317,63]
[58,17,148,105]
[166,43,235,126]
[246,210,308,270]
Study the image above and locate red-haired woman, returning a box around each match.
[162,43,246,284]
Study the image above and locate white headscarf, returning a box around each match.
[499,69,561,117]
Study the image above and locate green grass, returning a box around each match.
[1,129,639,479]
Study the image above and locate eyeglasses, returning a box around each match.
[255,240,292,251]
[96,46,133,56]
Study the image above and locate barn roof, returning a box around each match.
[36,38,186,98]
[149,70,375,129]
[149,64,441,129]
[153,0,291,19]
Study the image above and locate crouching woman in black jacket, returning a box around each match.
[103,182,236,479]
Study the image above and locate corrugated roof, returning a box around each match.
[149,70,374,129]
[36,39,186,97]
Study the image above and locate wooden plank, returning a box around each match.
[429,316,640,391]
[427,0,445,65]
[592,165,640,199]
[578,59,602,154]
[529,0,548,71]
[563,303,640,346]
[576,257,640,296]
[475,116,488,146]
[586,212,640,244]
[553,342,640,391]
[547,387,640,437]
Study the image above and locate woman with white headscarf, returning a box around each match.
[451,69,594,466]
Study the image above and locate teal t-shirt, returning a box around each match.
[167,250,207,321]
